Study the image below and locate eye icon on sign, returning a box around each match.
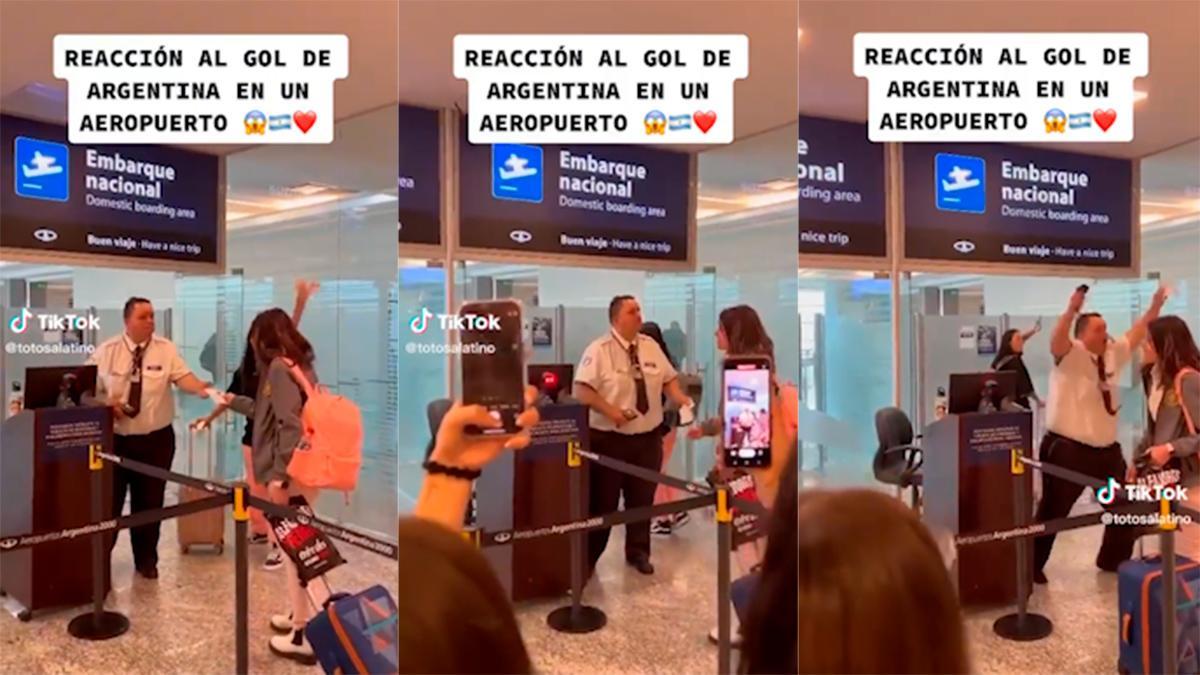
[34,228,58,243]
[510,230,533,244]
[953,240,976,254]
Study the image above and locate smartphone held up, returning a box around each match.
[721,356,772,468]
[459,299,524,436]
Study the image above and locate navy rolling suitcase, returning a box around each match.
[1117,554,1200,674]
[306,584,399,674]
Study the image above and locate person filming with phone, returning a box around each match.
[573,295,694,576]
[1032,283,1169,583]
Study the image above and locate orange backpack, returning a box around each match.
[283,360,363,492]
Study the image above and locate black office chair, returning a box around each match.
[872,407,923,510]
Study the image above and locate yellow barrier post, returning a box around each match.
[993,447,1053,641]
[1159,496,1177,531]
[232,483,249,673]
[1011,448,1025,476]
[1159,495,1179,674]
[461,527,481,548]
[715,485,733,673]
[67,442,129,640]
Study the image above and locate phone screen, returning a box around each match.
[722,358,772,468]
[460,300,524,435]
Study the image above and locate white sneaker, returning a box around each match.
[270,613,292,634]
[263,547,284,571]
[269,630,316,666]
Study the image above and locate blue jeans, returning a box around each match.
[731,572,760,624]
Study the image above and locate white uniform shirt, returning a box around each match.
[575,331,678,434]
[88,333,192,436]
[1045,337,1132,448]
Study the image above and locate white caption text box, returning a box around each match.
[54,34,348,144]
[454,34,748,145]
[854,33,1148,143]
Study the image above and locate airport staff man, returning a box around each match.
[1032,284,1167,584]
[88,297,214,579]
[574,295,693,575]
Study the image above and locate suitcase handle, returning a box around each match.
[187,426,216,478]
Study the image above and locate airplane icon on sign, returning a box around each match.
[22,151,64,178]
[498,154,538,181]
[941,165,980,192]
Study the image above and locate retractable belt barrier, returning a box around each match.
[955,454,1197,548]
[575,447,770,518]
[478,493,716,548]
[955,500,1158,547]
[243,495,399,561]
[84,450,397,561]
[0,495,229,553]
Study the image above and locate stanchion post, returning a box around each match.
[992,449,1052,641]
[67,444,130,640]
[716,485,732,675]
[547,440,606,633]
[233,483,249,675]
[1159,497,1177,675]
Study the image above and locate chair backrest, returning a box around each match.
[875,407,914,450]
[873,407,915,480]
[424,398,453,461]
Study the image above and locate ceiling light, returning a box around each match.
[1134,90,1148,103]
[758,179,798,191]
[284,182,334,196]
[741,190,798,209]
[696,208,723,219]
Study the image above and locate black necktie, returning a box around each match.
[628,343,649,414]
[1097,353,1119,416]
[127,345,145,418]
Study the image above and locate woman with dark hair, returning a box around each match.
[1134,315,1200,554]
[991,321,1042,409]
[641,321,690,535]
[192,280,317,571]
[788,489,969,674]
[686,304,798,646]
[224,306,322,664]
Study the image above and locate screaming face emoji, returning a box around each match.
[1043,108,1066,133]
[244,110,267,135]
[644,110,666,135]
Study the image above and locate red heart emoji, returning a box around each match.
[293,110,317,134]
[1093,109,1116,132]
[693,110,717,134]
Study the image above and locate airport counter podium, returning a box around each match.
[476,404,590,603]
[923,410,1033,607]
[0,406,114,618]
